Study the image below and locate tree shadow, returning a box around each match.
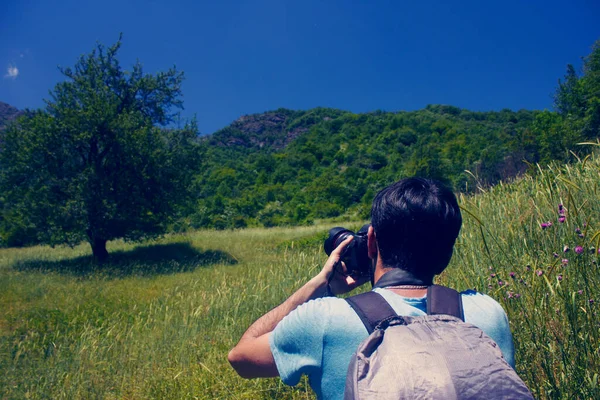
[12,242,238,278]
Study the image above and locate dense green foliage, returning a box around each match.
[0,38,202,259]
[1,154,600,399]
[191,106,539,229]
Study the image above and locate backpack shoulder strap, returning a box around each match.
[427,284,465,321]
[345,291,397,334]
[346,285,465,333]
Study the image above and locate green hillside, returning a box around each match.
[192,105,540,230]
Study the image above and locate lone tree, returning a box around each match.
[0,37,201,261]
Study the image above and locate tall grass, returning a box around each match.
[1,228,325,399]
[448,154,600,399]
[1,155,600,399]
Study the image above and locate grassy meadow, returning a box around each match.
[2,154,600,399]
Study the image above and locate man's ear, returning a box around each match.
[367,225,377,259]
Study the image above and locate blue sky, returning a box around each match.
[1,0,599,134]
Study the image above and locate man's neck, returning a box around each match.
[384,287,427,298]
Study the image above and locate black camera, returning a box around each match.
[323,224,371,277]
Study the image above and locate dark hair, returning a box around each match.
[371,177,462,280]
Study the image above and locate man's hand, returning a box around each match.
[316,236,370,296]
[228,234,370,379]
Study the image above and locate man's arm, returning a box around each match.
[227,236,367,379]
[227,274,328,378]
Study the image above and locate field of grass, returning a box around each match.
[2,154,600,399]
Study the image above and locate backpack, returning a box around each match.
[343,285,533,400]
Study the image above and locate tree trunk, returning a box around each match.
[91,238,109,263]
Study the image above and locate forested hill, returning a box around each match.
[191,105,545,230]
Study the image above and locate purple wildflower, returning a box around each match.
[562,259,569,265]
[557,274,563,281]
[509,272,516,278]
[575,246,584,254]
[590,299,595,305]
[507,292,513,299]
[575,227,581,234]
[553,252,559,258]
[526,265,531,271]
[558,204,564,212]
[536,270,543,276]
[558,216,566,223]
[564,245,570,253]
[578,290,584,295]
[541,222,552,229]
[514,293,521,299]
[579,233,585,238]
[498,281,504,287]
[490,273,496,278]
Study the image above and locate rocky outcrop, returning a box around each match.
[206,110,305,150]
[0,101,23,130]
[203,108,345,151]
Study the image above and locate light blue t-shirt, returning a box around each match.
[270,288,515,400]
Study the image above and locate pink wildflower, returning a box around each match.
[536,270,543,276]
[575,246,584,254]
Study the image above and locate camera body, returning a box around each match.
[324,224,371,277]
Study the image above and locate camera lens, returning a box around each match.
[324,227,354,255]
